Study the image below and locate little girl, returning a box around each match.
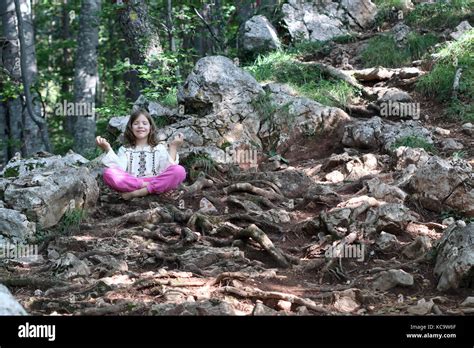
[96,109,186,200]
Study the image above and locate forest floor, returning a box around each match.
[2,29,473,317]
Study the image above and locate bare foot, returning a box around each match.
[121,187,149,200]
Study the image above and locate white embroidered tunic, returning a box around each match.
[102,144,179,178]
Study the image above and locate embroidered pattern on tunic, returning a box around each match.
[152,152,157,175]
[138,151,146,177]
[128,152,133,173]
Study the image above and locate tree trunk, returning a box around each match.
[117,0,163,102]
[72,0,101,155]
[1,0,50,158]
[0,103,8,165]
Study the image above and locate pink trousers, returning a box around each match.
[103,165,186,194]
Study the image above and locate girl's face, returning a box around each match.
[132,114,151,141]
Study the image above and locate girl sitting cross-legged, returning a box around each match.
[96,108,187,200]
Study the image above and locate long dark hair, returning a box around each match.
[124,109,158,147]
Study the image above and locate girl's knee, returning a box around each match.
[174,165,186,182]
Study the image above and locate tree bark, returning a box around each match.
[117,0,163,102]
[71,0,101,155]
[1,0,50,159]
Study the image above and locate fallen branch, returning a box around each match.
[303,61,369,98]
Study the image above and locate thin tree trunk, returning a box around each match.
[14,0,51,154]
[72,0,101,155]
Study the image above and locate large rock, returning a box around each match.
[320,196,418,237]
[434,222,473,291]
[262,83,350,150]
[0,284,28,315]
[133,95,175,117]
[282,0,377,42]
[372,269,414,291]
[1,151,89,179]
[0,208,35,243]
[342,116,433,153]
[241,15,281,55]
[409,157,474,216]
[178,55,264,118]
[4,166,99,229]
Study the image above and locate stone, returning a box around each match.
[392,22,411,44]
[366,177,407,203]
[0,208,36,243]
[4,167,99,229]
[261,83,350,151]
[407,298,434,315]
[409,157,474,216]
[54,252,91,279]
[376,231,399,251]
[276,300,292,311]
[460,297,474,308]
[325,170,345,183]
[461,123,473,136]
[252,300,278,315]
[434,223,474,291]
[442,217,455,226]
[372,269,414,291]
[0,284,28,315]
[394,146,430,170]
[441,138,464,151]
[402,236,432,259]
[241,15,281,55]
[1,150,89,179]
[450,21,472,40]
[434,127,450,136]
[178,55,264,118]
[281,0,376,42]
[333,289,361,313]
[342,117,432,153]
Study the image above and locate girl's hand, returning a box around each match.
[96,136,111,152]
[170,132,184,148]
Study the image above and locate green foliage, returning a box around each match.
[392,135,435,152]
[3,166,20,178]
[452,150,467,160]
[406,0,474,30]
[416,29,474,121]
[440,209,474,224]
[245,51,358,108]
[443,99,474,122]
[0,72,23,102]
[181,152,216,181]
[361,32,438,68]
[250,91,293,152]
[56,208,87,236]
[287,40,331,58]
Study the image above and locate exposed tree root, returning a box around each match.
[0,276,67,289]
[218,285,329,314]
[235,224,291,268]
[182,175,214,195]
[224,183,284,201]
